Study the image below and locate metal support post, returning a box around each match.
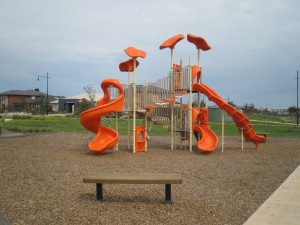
[133,58,137,153]
[96,183,103,201]
[164,184,172,204]
[189,55,193,152]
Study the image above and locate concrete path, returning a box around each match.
[244,165,300,225]
[0,213,11,225]
[0,130,26,138]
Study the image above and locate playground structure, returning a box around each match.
[80,33,267,154]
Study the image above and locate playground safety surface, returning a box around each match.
[0,133,299,225]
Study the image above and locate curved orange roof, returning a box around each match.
[159,34,185,50]
[165,98,175,103]
[145,105,156,110]
[124,47,146,58]
[119,58,139,72]
[187,33,211,51]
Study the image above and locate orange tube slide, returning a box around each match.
[192,83,266,149]
[80,79,124,153]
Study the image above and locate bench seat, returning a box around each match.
[83,173,182,204]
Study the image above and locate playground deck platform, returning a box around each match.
[244,165,300,225]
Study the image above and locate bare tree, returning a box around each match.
[83,84,96,105]
[75,84,97,116]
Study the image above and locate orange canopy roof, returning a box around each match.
[159,34,185,50]
[124,47,146,58]
[119,58,139,72]
[187,33,211,51]
[165,98,175,103]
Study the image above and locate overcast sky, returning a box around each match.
[0,0,299,109]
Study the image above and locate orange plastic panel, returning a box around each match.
[180,91,188,95]
[181,105,188,110]
[187,33,212,51]
[191,65,201,83]
[145,105,156,110]
[135,126,146,152]
[165,98,175,103]
[119,58,139,72]
[199,108,209,126]
[147,115,152,121]
[159,34,185,50]
[124,47,146,58]
[173,64,181,72]
[192,107,201,123]
[173,64,182,89]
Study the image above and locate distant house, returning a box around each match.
[208,105,233,122]
[266,108,289,116]
[57,93,104,113]
[49,96,65,112]
[0,89,58,113]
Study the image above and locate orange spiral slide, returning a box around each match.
[192,83,266,149]
[80,79,124,153]
[192,107,218,152]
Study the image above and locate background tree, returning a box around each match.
[83,84,96,105]
[288,106,299,115]
[75,98,92,116]
[19,96,29,113]
[243,103,256,115]
[38,95,47,116]
[192,96,206,107]
[75,84,97,116]
[228,101,236,107]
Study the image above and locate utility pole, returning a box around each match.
[37,72,50,115]
[296,70,299,126]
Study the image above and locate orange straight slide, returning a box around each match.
[192,83,266,149]
[80,79,124,153]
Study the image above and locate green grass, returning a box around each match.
[1,114,299,137]
[2,116,87,133]
[209,121,300,138]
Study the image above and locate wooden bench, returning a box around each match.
[83,173,182,204]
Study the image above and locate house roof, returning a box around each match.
[63,93,104,101]
[0,89,59,102]
[0,89,44,96]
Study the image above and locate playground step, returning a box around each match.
[243,165,300,225]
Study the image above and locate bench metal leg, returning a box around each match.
[164,184,172,204]
[96,183,103,201]
[95,183,174,203]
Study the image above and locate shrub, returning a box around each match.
[45,116,56,121]
[12,114,32,120]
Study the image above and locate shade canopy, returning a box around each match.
[124,47,146,58]
[159,34,185,50]
[119,58,140,72]
[187,33,211,51]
